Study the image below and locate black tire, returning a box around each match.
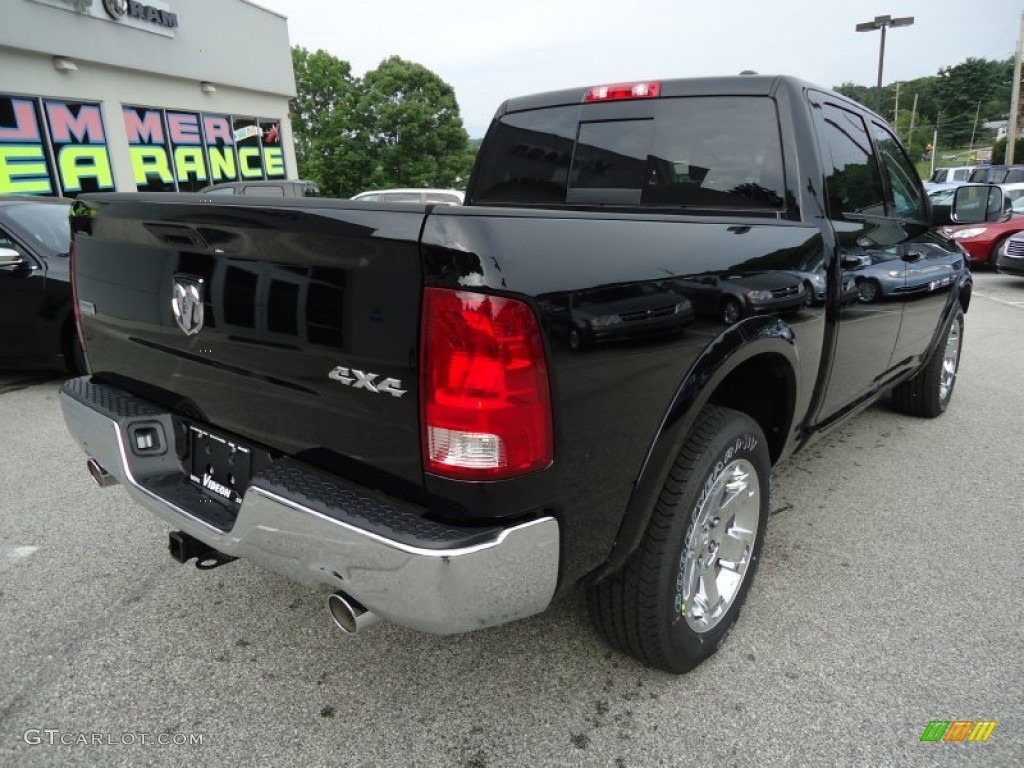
[721,297,742,325]
[857,278,881,303]
[989,235,1010,268]
[891,307,964,418]
[586,406,771,673]
[802,281,814,306]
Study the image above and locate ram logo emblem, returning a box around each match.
[328,366,407,398]
[171,275,205,336]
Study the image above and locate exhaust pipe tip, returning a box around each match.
[327,592,380,635]
[87,458,117,488]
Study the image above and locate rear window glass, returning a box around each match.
[952,169,970,181]
[473,96,787,211]
[381,192,421,203]
[243,185,285,196]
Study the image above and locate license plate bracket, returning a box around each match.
[188,426,252,506]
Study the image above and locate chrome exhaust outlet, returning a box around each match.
[327,592,380,635]
[87,458,118,488]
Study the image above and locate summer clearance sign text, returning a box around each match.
[124,107,286,192]
[0,96,114,195]
[0,94,287,195]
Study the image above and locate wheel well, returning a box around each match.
[706,354,794,463]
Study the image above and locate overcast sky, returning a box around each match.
[254,0,1021,137]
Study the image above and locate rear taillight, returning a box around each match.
[584,81,661,102]
[420,287,553,480]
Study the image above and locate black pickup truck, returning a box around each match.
[61,76,1002,673]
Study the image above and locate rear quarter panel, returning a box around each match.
[421,207,826,585]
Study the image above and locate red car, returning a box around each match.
[945,214,1024,266]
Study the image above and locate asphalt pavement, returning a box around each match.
[1,272,1021,767]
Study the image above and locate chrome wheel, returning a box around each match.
[939,315,961,402]
[679,459,761,633]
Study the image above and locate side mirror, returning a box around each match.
[950,185,1007,225]
[0,247,28,271]
[840,254,866,270]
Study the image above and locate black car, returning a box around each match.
[676,272,806,324]
[545,282,695,349]
[0,195,80,371]
[995,230,1024,276]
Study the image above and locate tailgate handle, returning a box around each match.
[145,223,210,249]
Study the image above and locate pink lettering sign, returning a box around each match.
[203,115,233,146]
[167,112,201,145]
[46,102,105,143]
[0,99,41,142]
[124,109,164,144]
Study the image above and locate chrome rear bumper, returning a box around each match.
[60,377,559,634]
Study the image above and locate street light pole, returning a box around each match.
[856,15,915,114]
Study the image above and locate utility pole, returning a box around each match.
[969,100,982,154]
[893,81,901,124]
[930,124,938,178]
[1009,11,1024,164]
[907,93,919,145]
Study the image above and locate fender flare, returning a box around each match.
[588,316,800,584]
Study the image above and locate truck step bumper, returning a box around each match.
[60,376,560,635]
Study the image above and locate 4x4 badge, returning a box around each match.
[172,276,205,336]
[328,366,406,398]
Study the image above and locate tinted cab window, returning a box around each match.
[814,103,885,220]
[872,122,926,221]
[472,96,787,213]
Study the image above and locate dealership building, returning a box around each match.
[0,0,297,196]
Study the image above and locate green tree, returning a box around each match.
[834,57,1013,153]
[934,58,1013,146]
[992,136,1024,164]
[289,46,370,197]
[358,56,475,189]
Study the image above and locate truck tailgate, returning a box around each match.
[73,195,426,485]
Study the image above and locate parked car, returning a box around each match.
[351,188,464,205]
[544,282,695,349]
[676,272,806,323]
[64,75,990,674]
[198,180,320,197]
[967,165,1024,184]
[998,182,1024,206]
[924,165,975,193]
[944,211,1024,266]
[844,242,966,303]
[0,195,80,372]
[994,230,1024,276]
